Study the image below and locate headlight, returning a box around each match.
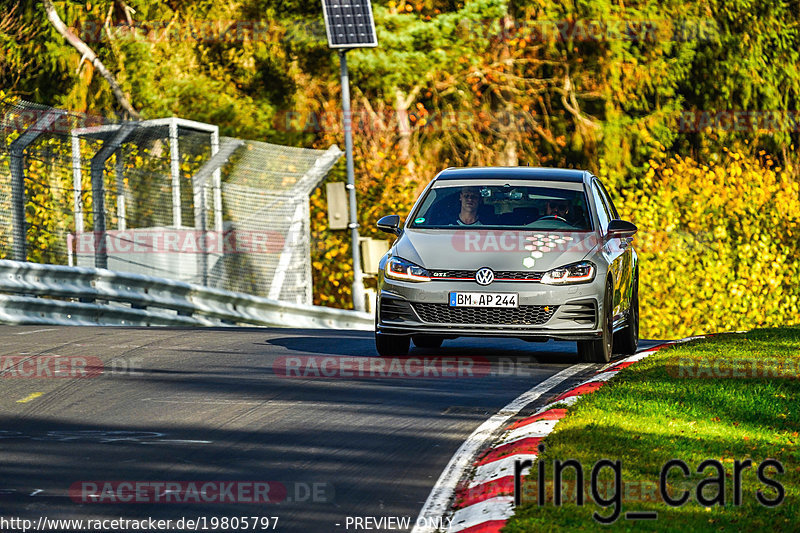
[385,256,431,282]
[541,261,596,285]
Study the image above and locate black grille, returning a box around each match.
[412,303,557,325]
[380,299,416,322]
[430,270,543,281]
[556,301,597,325]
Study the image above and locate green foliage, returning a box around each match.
[1,0,798,331]
[619,152,800,338]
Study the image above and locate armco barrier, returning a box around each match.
[0,260,372,329]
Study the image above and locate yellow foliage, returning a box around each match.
[619,152,800,339]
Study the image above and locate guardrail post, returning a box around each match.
[90,124,137,269]
[8,109,66,262]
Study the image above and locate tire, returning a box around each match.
[412,335,444,349]
[577,282,613,363]
[375,332,410,357]
[614,277,639,355]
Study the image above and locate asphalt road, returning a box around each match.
[0,326,660,532]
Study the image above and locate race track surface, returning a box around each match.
[0,326,660,532]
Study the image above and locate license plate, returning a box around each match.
[449,292,519,308]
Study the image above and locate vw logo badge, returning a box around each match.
[475,267,494,286]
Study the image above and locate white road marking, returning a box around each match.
[578,370,619,384]
[502,418,559,445]
[469,453,538,488]
[448,496,514,532]
[410,363,592,533]
[15,329,57,335]
[534,393,580,414]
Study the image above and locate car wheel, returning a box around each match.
[614,276,639,355]
[375,332,410,357]
[412,335,443,349]
[577,282,613,363]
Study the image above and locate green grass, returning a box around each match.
[504,326,800,532]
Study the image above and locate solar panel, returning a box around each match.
[321,0,379,48]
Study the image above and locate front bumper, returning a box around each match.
[376,277,605,341]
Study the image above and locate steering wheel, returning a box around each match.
[536,215,569,223]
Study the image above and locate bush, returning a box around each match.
[619,152,800,339]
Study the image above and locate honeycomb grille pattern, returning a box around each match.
[412,303,557,325]
[430,270,543,281]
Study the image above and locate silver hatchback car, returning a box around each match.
[374,167,639,362]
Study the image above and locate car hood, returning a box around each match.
[393,229,601,272]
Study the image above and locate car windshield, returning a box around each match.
[408,185,592,230]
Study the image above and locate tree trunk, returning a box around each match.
[43,0,141,120]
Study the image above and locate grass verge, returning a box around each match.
[504,326,800,532]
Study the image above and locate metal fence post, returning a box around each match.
[90,124,137,269]
[190,138,243,286]
[169,118,182,228]
[115,148,126,230]
[71,132,84,234]
[8,109,65,262]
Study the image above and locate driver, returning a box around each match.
[455,187,483,225]
[544,198,571,220]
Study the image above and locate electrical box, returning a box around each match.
[326,182,349,230]
[360,237,390,275]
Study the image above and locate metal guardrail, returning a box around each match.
[0,260,373,330]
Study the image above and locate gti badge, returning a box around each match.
[475,267,494,286]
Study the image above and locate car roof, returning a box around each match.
[434,166,590,183]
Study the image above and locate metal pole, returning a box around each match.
[90,124,136,269]
[339,49,366,312]
[71,133,84,234]
[115,148,126,230]
[90,154,108,269]
[8,109,64,262]
[169,118,182,228]
[9,152,26,261]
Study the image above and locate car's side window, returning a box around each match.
[596,181,620,219]
[591,181,611,233]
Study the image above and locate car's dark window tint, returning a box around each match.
[408,185,592,230]
[596,180,619,219]
[591,181,611,233]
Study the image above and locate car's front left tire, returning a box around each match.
[375,332,410,357]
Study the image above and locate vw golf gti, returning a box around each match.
[374,167,639,362]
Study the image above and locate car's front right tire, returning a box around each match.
[577,282,613,363]
[614,276,639,355]
[375,332,410,357]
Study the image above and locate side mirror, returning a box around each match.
[607,219,638,239]
[377,214,402,236]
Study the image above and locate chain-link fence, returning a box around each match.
[0,98,341,305]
